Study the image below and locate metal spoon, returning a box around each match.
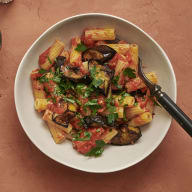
[138,58,192,136]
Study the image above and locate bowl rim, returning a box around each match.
[14,13,177,173]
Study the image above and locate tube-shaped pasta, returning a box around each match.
[129,44,138,74]
[125,104,145,120]
[31,79,46,99]
[114,95,135,107]
[34,98,49,112]
[125,72,158,93]
[85,28,115,41]
[102,128,118,143]
[39,40,65,70]
[114,54,128,76]
[128,112,152,127]
[105,44,130,55]
[60,50,70,62]
[116,106,124,118]
[47,121,66,144]
[43,110,72,133]
[70,37,82,64]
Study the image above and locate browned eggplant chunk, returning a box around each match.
[89,60,114,95]
[111,125,141,145]
[84,115,108,127]
[61,61,89,82]
[52,111,75,128]
[82,45,116,63]
[54,56,66,71]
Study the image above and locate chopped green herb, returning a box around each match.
[123,67,136,78]
[107,113,118,124]
[47,56,52,65]
[75,43,87,52]
[112,75,122,89]
[37,75,49,83]
[92,79,103,88]
[84,99,98,106]
[52,76,61,83]
[90,65,97,78]
[51,97,56,103]
[134,102,138,106]
[85,140,106,157]
[44,87,49,95]
[63,97,75,104]
[72,131,92,141]
[96,128,100,132]
[38,69,47,74]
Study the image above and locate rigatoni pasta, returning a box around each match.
[30,27,159,157]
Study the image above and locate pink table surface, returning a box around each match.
[0,0,192,191]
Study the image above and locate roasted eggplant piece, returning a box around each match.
[54,56,66,71]
[82,45,116,63]
[61,61,89,82]
[89,60,114,95]
[52,111,75,128]
[111,125,141,145]
[84,115,108,128]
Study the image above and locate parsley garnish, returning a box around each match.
[47,56,52,65]
[75,43,87,52]
[85,140,106,157]
[123,67,136,78]
[37,75,49,83]
[112,75,122,89]
[63,97,76,104]
[72,131,92,141]
[92,79,103,88]
[52,76,61,83]
[38,69,47,74]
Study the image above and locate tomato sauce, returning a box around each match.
[72,128,105,154]
[39,47,51,65]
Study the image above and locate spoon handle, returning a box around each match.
[155,90,192,136]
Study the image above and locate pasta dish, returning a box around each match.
[30,28,158,157]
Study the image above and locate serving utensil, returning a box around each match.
[138,58,192,136]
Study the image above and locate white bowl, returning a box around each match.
[14,13,176,173]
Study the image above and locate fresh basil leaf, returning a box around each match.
[123,67,136,78]
[112,75,122,89]
[75,43,87,52]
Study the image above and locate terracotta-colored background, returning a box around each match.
[0,0,192,191]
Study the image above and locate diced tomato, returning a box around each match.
[47,103,67,114]
[70,117,84,130]
[136,96,148,108]
[81,34,95,47]
[108,53,119,69]
[72,128,105,154]
[32,80,44,90]
[125,51,132,63]
[43,80,56,93]
[39,47,51,65]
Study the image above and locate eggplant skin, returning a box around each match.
[62,61,89,82]
[84,115,108,128]
[111,125,141,145]
[88,60,114,95]
[82,45,116,63]
[52,112,75,128]
[54,56,66,71]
